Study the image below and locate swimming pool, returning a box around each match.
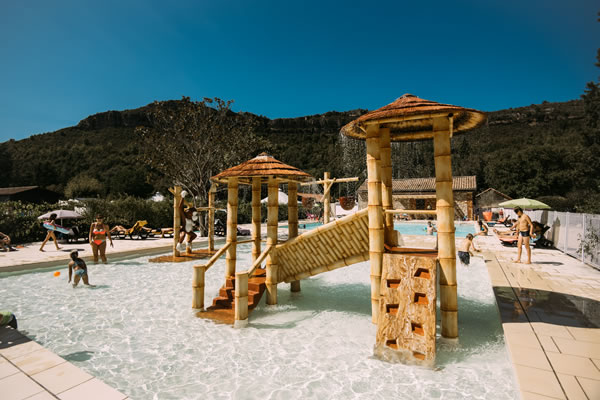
[0,244,516,399]
[394,222,476,237]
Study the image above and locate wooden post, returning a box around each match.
[266,177,279,305]
[234,271,249,327]
[323,172,331,224]
[366,125,384,324]
[380,127,397,246]
[433,116,458,339]
[288,182,301,292]
[251,177,262,262]
[225,178,238,278]
[208,184,216,252]
[192,265,205,310]
[173,186,181,257]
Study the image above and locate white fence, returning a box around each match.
[503,210,600,269]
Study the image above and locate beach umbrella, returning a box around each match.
[37,210,83,220]
[498,198,551,210]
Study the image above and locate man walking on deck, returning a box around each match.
[511,207,534,264]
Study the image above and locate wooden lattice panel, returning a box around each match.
[374,251,437,365]
[275,209,369,283]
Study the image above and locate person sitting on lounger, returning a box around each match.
[0,232,15,252]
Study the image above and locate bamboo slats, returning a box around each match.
[274,208,369,284]
[226,178,238,278]
[252,177,261,262]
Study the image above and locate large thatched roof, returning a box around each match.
[211,153,312,183]
[340,94,486,141]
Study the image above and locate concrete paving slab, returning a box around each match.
[0,372,45,400]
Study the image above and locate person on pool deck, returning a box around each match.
[68,250,95,287]
[510,207,534,264]
[458,233,479,265]
[0,311,18,329]
[89,215,113,263]
[476,220,489,236]
[0,232,15,252]
[426,221,437,235]
[176,191,198,252]
[40,213,61,252]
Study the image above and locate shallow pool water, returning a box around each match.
[1,244,517,399]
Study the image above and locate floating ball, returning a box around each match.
[53,271,60,277]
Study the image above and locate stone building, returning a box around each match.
[357,176,477,220]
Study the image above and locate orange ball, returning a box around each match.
[53,271,60,277]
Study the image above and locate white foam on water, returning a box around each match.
[0,244,517,399]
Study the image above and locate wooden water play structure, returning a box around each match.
[301,172,359,224]
[150,184,218,263]
[192,96,485,362]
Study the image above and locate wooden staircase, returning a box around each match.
[198,269,267,324]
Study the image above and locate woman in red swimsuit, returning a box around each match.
[89,215,113,263]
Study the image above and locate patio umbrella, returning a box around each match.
[498,198,551,210]
[38,210,83,220]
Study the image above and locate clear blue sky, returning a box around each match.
[1,0,598,142]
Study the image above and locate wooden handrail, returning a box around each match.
[385,209,437,215]
[241,244,274,276]
[201,242,232,271]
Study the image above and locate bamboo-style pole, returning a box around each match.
[366,126,384,324]
[266,177,279,305]
[251,177,261,262]
[172,186,181,257]
[288,182,300,292]
[433,116,458,339]
[380,127,397,246]
[225,178,238,278]
[323,172,331,224]
[192,265,205,310]
[234,271,249,327]
[208,184,216,252]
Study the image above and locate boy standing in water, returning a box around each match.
[511,207,534,264]
[68,250,95,288]
[458,233,479,266]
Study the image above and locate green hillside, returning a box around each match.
[0,98,598,212]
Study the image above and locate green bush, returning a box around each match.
[81,197,172,229]
[0,201,65,244]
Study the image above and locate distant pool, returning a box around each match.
[394,222,476,238]
[281,222,323,230]
[285,221,475,238]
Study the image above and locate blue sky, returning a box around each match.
[0,0,598,142]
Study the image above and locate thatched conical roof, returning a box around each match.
[340,94,486,141]
[211,153,312,183]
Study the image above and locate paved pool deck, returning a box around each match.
[476,230,600,400]
[1,223,599,399]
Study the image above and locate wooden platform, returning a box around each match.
[197,269,267,325]
[149,249,218,263]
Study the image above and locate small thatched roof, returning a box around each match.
[340,94,486,142]
[211,153,312,183]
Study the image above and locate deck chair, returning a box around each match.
[498,223,552,248]
[115,220,151,240]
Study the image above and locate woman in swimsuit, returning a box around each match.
[40,213,61,252]
[89,215,113,263]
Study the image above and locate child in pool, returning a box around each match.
[458,233,479,265]
[68,250,95,288]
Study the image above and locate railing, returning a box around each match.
[234,245,275,327]
[385,209,437,215]
[192,238,257,310]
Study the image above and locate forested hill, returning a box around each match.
[0,98,597,212]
